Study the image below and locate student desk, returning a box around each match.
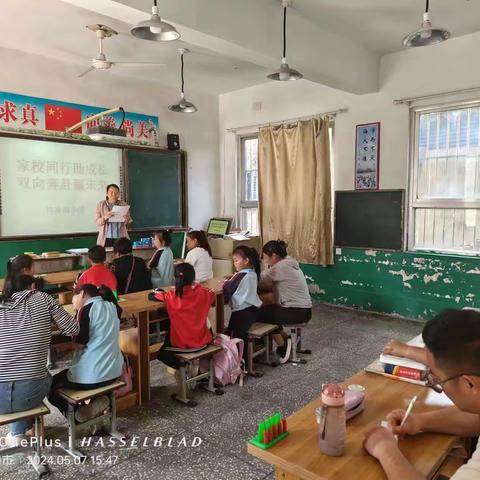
[247,371,459,480]
[63,277,226,411]
[31,254,78,274]
[0,270,81,291]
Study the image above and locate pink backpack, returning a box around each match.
[203,334,245,386]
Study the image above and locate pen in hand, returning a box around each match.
[395,395,417,440]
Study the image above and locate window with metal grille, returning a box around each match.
[239,136,259,236]
[410,104,480,254]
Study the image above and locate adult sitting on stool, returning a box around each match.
[0,268,79,447]
[258,240,312,364]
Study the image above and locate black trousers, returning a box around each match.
[104,238,116,248]
[259,305,312,326]
[227,306,259,346]
[49,369,113,414]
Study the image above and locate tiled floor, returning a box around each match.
[0,303,423,480]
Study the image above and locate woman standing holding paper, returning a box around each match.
[95,184,132,247]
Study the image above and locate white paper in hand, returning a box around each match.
[109,205,130,223]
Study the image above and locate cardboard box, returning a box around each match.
[208,236,261,260]
[213,259,234,277]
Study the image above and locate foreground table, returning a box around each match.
[248,371,458,480]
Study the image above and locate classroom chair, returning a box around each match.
[283,323,311,364]
[246,322,278,377]
[171,344,224,407]
[0,403,51,478]
[54,380,125,460]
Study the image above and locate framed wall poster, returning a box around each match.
[355,122,380,190]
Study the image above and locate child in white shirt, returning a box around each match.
[185,230,213,283]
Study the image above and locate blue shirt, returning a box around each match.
[230,268,262,312]
[151,247,174,288]
[68,296,123,384]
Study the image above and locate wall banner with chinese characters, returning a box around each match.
[0,91,159,143]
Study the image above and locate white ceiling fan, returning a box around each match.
[78,24,166,78]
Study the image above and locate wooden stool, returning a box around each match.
[55,380,125,460]
[283,323,311,364]
[172,344,224,407]
[0,403,51,478]
[246,322,278,377]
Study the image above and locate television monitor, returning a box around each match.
[207,218,232,237]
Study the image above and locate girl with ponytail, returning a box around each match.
[152,263,214,385]
[1,254,44,302]
[223,246,262,348]
[49,283,124,419]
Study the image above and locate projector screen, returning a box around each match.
[0,137,122,236]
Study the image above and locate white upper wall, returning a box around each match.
[0,46,220,229]
[219,31,480,218]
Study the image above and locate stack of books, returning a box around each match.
[365,335,428,385]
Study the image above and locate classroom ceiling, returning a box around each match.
[1,0,479,96]
[292,0,480,55]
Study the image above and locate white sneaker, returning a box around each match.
[74,396,110,423]
[277,338,292,364]
[5,432,27,448]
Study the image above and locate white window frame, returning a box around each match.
[237,134,259,233]
[408,99,480,255]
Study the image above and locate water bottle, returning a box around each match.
[315,383,346,456]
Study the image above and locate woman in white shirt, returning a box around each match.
[185,231,213,283]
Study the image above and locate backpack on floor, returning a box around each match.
[202,334,245,386]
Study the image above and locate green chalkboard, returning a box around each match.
[125,149,187,230]
[335,190,404,250]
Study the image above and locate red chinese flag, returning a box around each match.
[44,104,82,133]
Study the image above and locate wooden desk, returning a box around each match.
[31,254,78,274]
[248,371,458,480]
[63,277,225,410]
[0,270,81,291]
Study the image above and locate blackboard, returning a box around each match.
[125,149,187,230]
[335,190,404,250]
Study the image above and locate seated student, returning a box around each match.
[364,309,480,480]
[148,230,174,288]
[0,270,79,446]
[5,254,44,291]
[49,284,123,422]
[152,263,214,384]
[185,230,213,283]
[111,237,152,294]
[76,245,117,293]
[224,246,262,347]
[258,240,312,363]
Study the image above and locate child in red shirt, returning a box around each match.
[75,245,118,294]
[152,263,214,370]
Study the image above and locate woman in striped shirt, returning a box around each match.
[0,263,79,446]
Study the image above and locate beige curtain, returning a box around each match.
[258,118,333,265]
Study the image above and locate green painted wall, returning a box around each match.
[0,231,185,277]
[302,248,480,320]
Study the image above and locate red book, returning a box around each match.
[44,104,82,133]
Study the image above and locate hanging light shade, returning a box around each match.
[131,0,180,41]
[267,1,303,81]
[403,0,450,48]
[169,49,197,113]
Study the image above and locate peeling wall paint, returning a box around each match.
[301,248,480,320]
